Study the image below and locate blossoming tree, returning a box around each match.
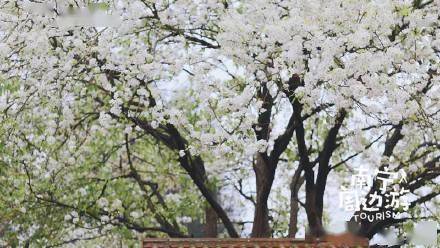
[0,0,438,246]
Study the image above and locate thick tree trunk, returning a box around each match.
[251,154,276,237]
[288,168,304,238]
[316,110,346,220]
[291,98,325,238]
[250,82,276,237]
[304,169,325,238]
[204,205,218,237]
[204,186,218,237]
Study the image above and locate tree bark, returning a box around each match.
[291,97,325,238]
[204,204,218,237]
[251,153,276,237]
[288,167,304,238]
[303,169,325,238]
[203,185,218,237]
[251,82,276,237]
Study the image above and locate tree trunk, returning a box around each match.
[204,189,218,237]
[288,168,304,238]
[316,109,346,220]
[251,154,276,237]
[204,205,218,237]
[303,168,325,238]
[291,98,325,238]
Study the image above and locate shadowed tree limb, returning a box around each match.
[125,134,184,237]
[102,64,240,238]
